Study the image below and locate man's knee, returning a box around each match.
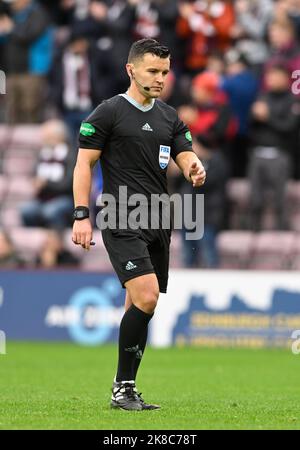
[138,289,159,313]
[125,274,160,314]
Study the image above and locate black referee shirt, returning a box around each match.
[79,94,194,203]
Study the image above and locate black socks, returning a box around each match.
[116,304,153,382]
[132,327,148,381]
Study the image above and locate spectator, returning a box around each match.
[35,229,79,268]
[134,0,180,64]
[265,18,300,78]
[248,64,300,231]
[221,48,259,176]
[100,0,137,95]
[273,0,300,41]
[0,0,53,123]
[133,0,160,40]
[20,119,75,229]
[206,51,226,75]
[152,0,181,66]
[63,1,137,95]
[231,0,273,72]
[50,31,111,142]
[179,137,230,268]
[178,71,237,169]
[0,229,25,269]
[176,0,235,74]
[0,0,10,69]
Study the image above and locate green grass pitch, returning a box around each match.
[0,342,300,430]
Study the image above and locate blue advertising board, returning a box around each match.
[2,270,300,348]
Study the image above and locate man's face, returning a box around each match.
[269,24,294,49]
[265,69,290,92]
[128,53,171,98]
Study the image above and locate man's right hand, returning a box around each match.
[72,218,93,251]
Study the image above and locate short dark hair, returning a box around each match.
[128,39,170,63]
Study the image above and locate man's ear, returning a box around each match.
[126,63,134,79]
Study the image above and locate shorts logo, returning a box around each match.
[80,123,96,136]
[125,261,137,271]
[159,145,171,169]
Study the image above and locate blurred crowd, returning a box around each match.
[1,0,300,270]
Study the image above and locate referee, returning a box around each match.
[72,39,206,411]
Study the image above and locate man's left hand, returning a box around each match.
[188,161,206,187]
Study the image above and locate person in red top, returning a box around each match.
[176,0,235,73]
[178,71,237,161]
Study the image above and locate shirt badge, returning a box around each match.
[159,145,171,169]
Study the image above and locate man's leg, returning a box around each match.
[111,273,160,410]
[41,196,74,229]
[20,199,43,227]
[269,153,290,230]
[248,153,264,231]
[124,289,148,381]
[5,75,20,124]
[116,273,159,382]
[20,74,46,123]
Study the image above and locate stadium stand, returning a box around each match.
[1,0,300,271]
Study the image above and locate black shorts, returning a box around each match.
[101,227,171,293]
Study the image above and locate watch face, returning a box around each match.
[73,209,89,220]
[77,210,85,219]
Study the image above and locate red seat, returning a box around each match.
[170,231,183,268]
[226,179,251,229]
[2,154,36,176]
[217,231,254,269]
[63,229,112,271]
[10,125,42,149]
[10,228,48,263]
[0,175,7,202]
[7,177,34,201]
[249,231,295,270]
[289,234,300,270]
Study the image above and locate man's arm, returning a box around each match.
[175,151,206,187]
[72,148,101,250]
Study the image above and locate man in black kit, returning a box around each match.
[72,39,206,411]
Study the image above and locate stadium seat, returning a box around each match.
[226,179,250,229]
[169,231,183,268]
[10,228,48,264]
[0,174,7,203]
[9,125,42,149]
[1,204,22,228]
[289,234,300,270]
[7,177,35,201]
[249,231,296,270]
[2,153,36,176]
[0,125,9,150]
[227,178,251,204]
[217,231,254,269]
[287,181,300,211]
[289,212,300,233]
[63,229,112,271]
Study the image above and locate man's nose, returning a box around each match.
[156,73,164,84]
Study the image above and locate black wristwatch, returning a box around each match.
[73,206,89,221]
